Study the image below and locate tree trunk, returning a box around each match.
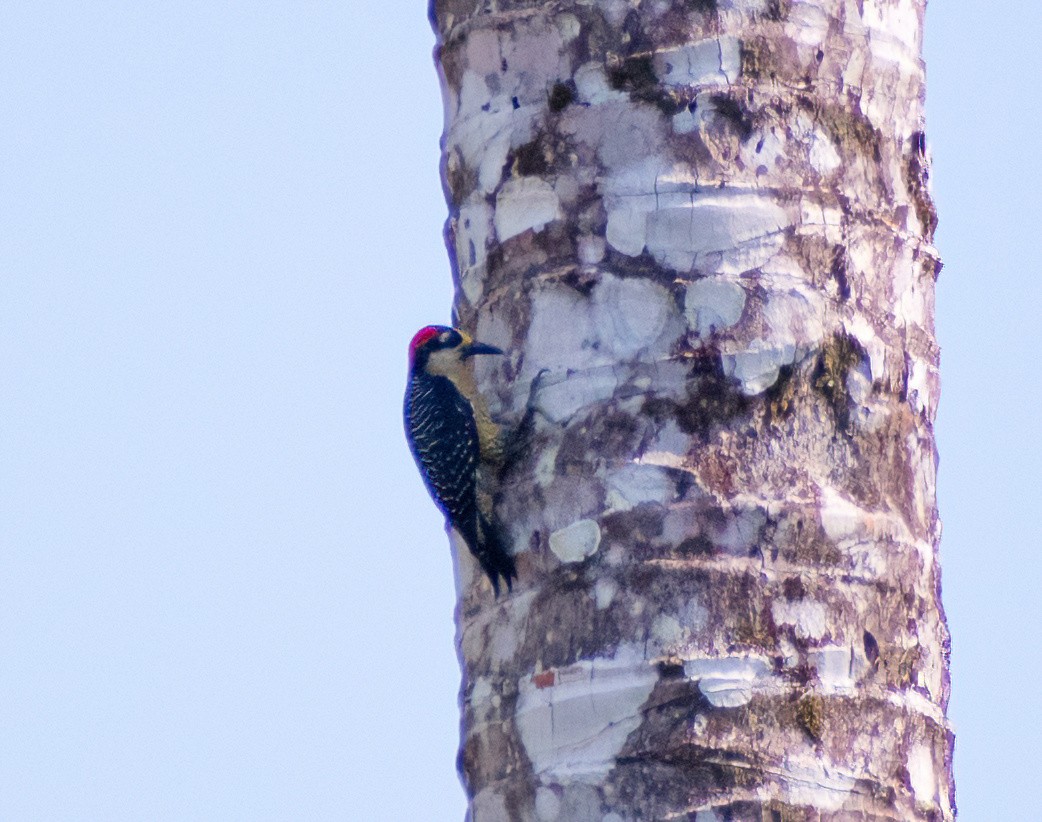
[430,1,953,819]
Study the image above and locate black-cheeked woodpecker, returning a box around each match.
[404,325,517,595]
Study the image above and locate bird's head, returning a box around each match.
[408,325,504,376]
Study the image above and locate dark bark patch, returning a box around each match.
[591,410,644,459]
[622,10,651,51]
[863,629,880,667]
[879,642,921,689]
[617,743,751,790]
[607,54,684,116]
[796,693,825,741]
[556,423,596,472]
[677,535,716,556]
[813,332,868,432]
[548,80,577,112]
[512,137,550,177]
[444,152,478,209]
[518,578,601,668]
[763,0,790,20]
[830,244,851,301]
[603,503,667,545]
[656,659,686,678]
[783,515,844,568]
[608,54,657,92]
[709,93,754,142]
[805,96,882,164]
[782,575,806,600]
[556,408,645,469]
[601,246,686,288]
[764,363,797,422]
[675,353,749,436]
[740,37,776,82]
[905,130,938,241]
[558,267,599,295]
[729,572,778,650]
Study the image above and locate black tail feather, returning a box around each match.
[475,512,517,596]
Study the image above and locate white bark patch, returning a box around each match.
[863,0,922,53]
[534,443,560,489]
[740,125,785,173]
[606,207,648,257]
[535,786,561,821]
[717,0,770,12]
[683,656,772,708]
[450,528,476,593]
[448,21,569,195]
[525,290,614,422]
[651,614,683,649]
[455,198,493,303]
[799,199,844,245]
[594,578,617,610]
[771,599,828,640]
[787,2,830,46]
[707,506,766,554]
[809,645,856,693]
[470,677,495,723]
[817,485,914,548]
[646,192,789,274]
[577,234,606,265]
[573,62,628,106]
[640,420,691,470]
[515,644,657,782]
[906,356,934,418]
[596,0,633,26]
[723,342,800,395]
[554,13,581,44]
[684,277,746,337]
[490,613,522,664]
[536,368,621,424]
[463,27,503,75]
[460,590,537,671]
[653,37,741,87]
[471,788,509,820]
[844,314,885,382]
[451,75,527,194]
[818,487,866,543]
[779,637,800,669]
[721,281,825,395]
[495,178,562,241]
[592,275,681,360]
[779,760,858,811]
[525,287,599,372]
[550,519,602,563]
[605,464,674,512]
[908,743,937,804]
[808,128,842,175]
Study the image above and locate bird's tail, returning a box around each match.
[475,512,517,597]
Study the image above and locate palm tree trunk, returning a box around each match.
[430,1,954,819]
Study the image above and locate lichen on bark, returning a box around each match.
[430,0,953,819]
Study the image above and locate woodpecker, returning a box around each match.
[404,325,517,595]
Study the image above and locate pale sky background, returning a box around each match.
[0,3,1037,820]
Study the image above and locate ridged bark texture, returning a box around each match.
[431,1,952,820]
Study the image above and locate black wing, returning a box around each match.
[404,372,481,550]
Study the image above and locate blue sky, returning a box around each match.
[0,3,1037,820]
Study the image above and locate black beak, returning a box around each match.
[462,341,504,359]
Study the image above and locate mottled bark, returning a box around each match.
[430,1,952,820]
